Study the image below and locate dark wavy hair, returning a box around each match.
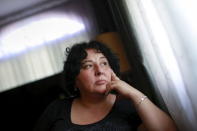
[62,41,120,97]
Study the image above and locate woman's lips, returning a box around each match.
[95,80,107,85]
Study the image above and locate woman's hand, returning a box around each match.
[106,71,143,99]
[106,71,178,131]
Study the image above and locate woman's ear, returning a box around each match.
[74,85,78,92]
[74,81,79,91]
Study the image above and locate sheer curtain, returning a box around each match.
[121,0,197,130]
[0,0,98,92]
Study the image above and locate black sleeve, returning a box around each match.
[129,110,142,128]
[128,102,142,128]
[33,100,61,131]
[125,99,142,128]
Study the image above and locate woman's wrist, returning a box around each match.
[128,90,147,106]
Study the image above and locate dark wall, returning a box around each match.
[0,73,64,131]
[90,0,117,33]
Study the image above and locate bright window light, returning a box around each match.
[124,0,197,130]
[0,12,85,60]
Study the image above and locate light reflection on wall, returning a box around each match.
[0,12,85,61]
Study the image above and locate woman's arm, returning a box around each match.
[133,92,177,131]
[107,71,177,131]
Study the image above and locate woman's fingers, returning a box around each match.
[111,70,120,81]
[105,83,112,96]
[105,81,117,96]
[105,70,120,96]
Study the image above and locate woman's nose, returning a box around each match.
[95,64,104,76]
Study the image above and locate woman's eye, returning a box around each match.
[101,61,108,66]
[82,64,93,69]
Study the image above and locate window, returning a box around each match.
[123,0,197,130]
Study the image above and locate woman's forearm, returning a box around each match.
[129,91,177,131]
[108,71,177,130]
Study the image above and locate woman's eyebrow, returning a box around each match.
[81,60,93,64]
[100,56,107,60]
[81,56,107,64]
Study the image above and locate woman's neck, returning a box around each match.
[76,94,116,109]
[71,94,116,125]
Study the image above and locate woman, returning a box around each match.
[34,41,177,131]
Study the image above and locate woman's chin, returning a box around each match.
[95,86,107,94]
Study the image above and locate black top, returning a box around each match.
[34,97,141,131]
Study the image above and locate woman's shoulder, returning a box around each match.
[47,97,74,110]
[38,97,73,120]
[33,97,75,131]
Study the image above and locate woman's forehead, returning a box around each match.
[86,49,104,56]
[82,49,106,61]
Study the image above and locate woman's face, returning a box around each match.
[75,49,112,96]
